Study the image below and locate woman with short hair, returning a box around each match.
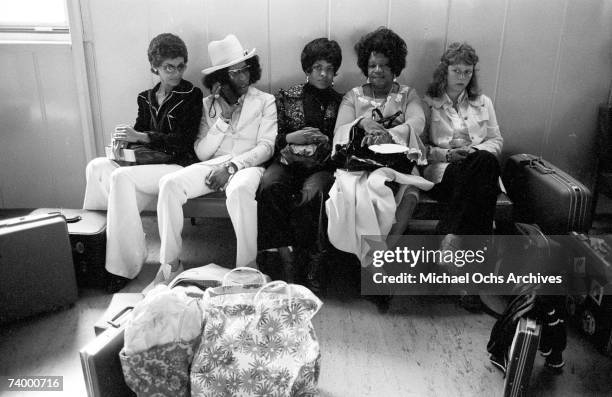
[83,33,203,290]
[257,38,343,288]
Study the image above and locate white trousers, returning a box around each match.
[83,157,182,278]
[157,161,264,268]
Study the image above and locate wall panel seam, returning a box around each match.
[492,0,510,105]
[327,0,331,38]
[267,0,272,93]
[32,52,57,203]
[543,0,569,153]
[67,0,96,161]
[443,0,452,49]
[204,0,210,44]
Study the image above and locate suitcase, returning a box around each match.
[31,208,108,288]
[503,317,542,397]
[503,154,592,234]
[0,213,78,323]
[80,306,135,397]
[567,232,612,356]
[491,223,560,281]
[93,293,143,336]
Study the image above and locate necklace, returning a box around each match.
[369,83,395,110]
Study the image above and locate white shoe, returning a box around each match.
[152,262,184,286]
[438,234,462,268]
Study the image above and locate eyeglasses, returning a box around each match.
[228,65,251,78]
[449,68,474,79]
[160,63,187,74]
[312,64,335,75]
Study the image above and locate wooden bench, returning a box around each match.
[183,190,514,229]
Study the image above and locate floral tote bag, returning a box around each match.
[191,281,323,397]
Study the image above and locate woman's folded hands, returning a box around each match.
[286,127,329,145]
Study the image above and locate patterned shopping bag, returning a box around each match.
[120,339,200,396]
[191,281,323,397]
[119,285,205,397]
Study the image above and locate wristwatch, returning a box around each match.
[225,162,238,175]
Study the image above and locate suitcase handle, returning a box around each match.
[521,158,555,175]
[44,211,82,223]
[107,306,134,328]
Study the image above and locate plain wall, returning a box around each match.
[0,0,610,208]
[83,0,611,186]
[0,42,88,208]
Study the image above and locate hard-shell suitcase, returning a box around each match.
[503,154,592,234]
[0,213,78,323]
[31,208,108,288]
[93,293,143,336]
[503,317,542,397]
[80,306,135,397]
[567,232,612,356]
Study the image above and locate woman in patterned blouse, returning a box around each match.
[257,38,343,289]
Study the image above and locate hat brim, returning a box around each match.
[201,48,257,75]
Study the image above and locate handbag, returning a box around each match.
[279,140,331,170]
[128,144,172,164]
[332,109,415,174]
[106,142,172,166]
[191,277,323,397]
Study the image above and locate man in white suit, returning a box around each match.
[155,34,277,283]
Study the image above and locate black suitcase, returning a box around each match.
[503,154,592,234]
[567,232,612,356]
[93,293,143,336]
[80,307,135,397]
[504,317,542,397]
[31,208,108,288]
[0,213,78,323]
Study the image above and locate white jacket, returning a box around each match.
[194,86,277,169]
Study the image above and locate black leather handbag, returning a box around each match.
[332,109,415,173]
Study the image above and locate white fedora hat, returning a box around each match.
[201,34,256,75]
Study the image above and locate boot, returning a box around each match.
[305,190,329,293]
[305,242,328,293]
[278,246,295,283]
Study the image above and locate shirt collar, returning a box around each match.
[429,90,483,109]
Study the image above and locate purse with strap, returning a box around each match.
[332,109,415,173]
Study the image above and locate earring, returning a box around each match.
[366,77,370,84]
[393,76,397,82]
[305,75,309,84]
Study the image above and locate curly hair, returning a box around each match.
[201,55,262,90]
[147,33,188,71]
[426,42,480,100]
[355,27,407,77]
[301,38,342,74]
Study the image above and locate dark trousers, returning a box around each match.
[429,150,501,235]
[257,161,334,250]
